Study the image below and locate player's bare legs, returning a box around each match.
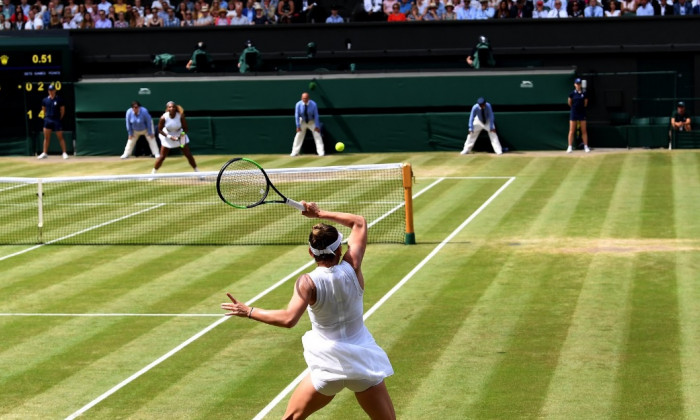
[567,120,577,147]
[182,144,198,169]
[579,120,589,147]
[355,380,396,420]
[282,374,334,420]
[154,147,168,170]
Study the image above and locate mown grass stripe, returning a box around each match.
[614,253,683,418]
[539,152,637,419]
[673,152,700,419]
[640,152,675,239]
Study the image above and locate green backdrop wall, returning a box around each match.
[74,70,575,155]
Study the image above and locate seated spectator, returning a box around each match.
[65,0,79,17]
[671,101,691,132]
[209,0,222,15]
[230,0,250,23]
[195,3,213,24]
[132,0,145,16]
[673,0,692,14]
[657,0,673,15]
[473,0,495,18]
[547,0,568,16]
[406,2,423,19]
[251,2,269,23]
[276,0,294,23]
[47,10,62,27]
[113,10,127,25]
[180,8,194,24]
[0,13,10,29]
[605,0,621,15]
[441,1,457,18]
[511,0,531,16]
[145,4,163,24]
[387,1,407,19]
[353,0,385,21]
[25,8,43,29]
[584,0,603,15]
[693,3,700,14]
[214,7,229,24]
[494,0,510,17]
[422,1,439,19]
[568,0,583,16]
[97,0,111,14]
[113,0,127,13]
[164,6,180,24]
[79,10,95,27]
[635,0,653,14]
[384,0,399,15]
[532,0,548,17]
[620,0,635,13]
[398,0,412,13]
[325,4,343,22]
[261,0,276,23]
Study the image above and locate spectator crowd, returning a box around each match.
[0,0,698,30]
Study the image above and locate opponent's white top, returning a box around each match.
[158,111,190,148]
[302,261,393,383]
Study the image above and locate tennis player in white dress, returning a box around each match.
[152,101,200,175]
[221,202,396,419]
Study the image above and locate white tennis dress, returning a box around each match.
[158,111,190,149]
[302,261,394,387]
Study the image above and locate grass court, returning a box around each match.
[1,149,699,419]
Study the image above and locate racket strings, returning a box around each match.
[219,160,268,207]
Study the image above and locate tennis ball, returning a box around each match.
[335,142,345,152]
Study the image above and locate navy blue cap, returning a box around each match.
[48,84,56,90]
[574,78,582,84]
[678,101,685,107]
[477,97,485,105]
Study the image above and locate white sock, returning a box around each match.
[151,168,157,174]
[194,167,199,172]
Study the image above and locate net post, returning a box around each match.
[402,163,415,245]
[37,179,44,244]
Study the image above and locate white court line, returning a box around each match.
[63,178,447,420]
[252,176,516,420]
[0,204,165,263]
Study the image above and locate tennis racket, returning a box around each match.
[216,157,305,211]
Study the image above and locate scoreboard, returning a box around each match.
[0,37,73,155]
[0,50,64,79]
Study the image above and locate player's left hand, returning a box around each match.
[221,293,250,317]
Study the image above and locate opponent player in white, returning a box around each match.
[152,101,200,174]
[221,202,396,419]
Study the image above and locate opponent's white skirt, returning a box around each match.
[302,327,394,384]
[158,133,190,149]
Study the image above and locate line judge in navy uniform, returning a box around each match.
[567,78,590,153]
[290,92,325,156]
[461,97,503,155]
[38,84,69,159]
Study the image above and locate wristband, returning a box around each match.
[247,307,254,318]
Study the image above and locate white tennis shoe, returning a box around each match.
[566,146,573,153]
[37,153,48,159]
[62,152,69,159]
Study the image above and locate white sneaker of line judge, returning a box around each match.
[37,153,48,159]
[566,145,573,153]
[62,152,69,159]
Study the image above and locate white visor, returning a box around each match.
[309,233,343,256]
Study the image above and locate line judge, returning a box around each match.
[290,92,325,157]
[461,97,503,155]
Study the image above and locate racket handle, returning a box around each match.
[285,198,305,212]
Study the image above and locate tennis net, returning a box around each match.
[0,163,414,245]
